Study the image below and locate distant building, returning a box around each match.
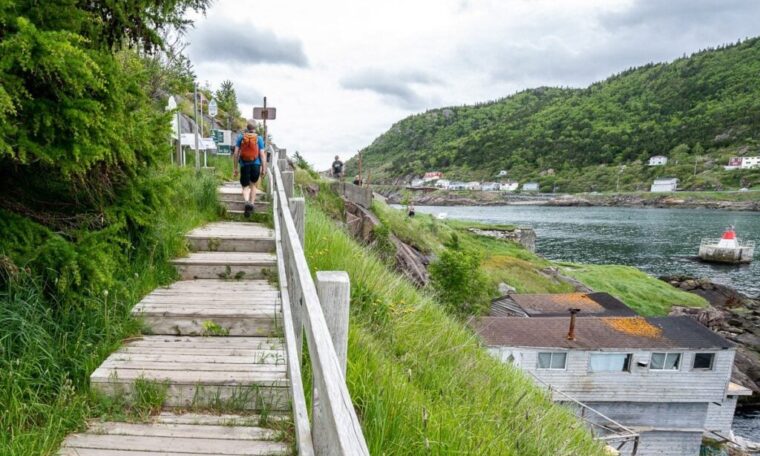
[423,171,443,182]
[465,181,481,191]
[650,178,678,192]
[470,311,751,456]
[724,156,760,170]
[648,155,668,166]
[500,181,519,192]
[435,179,450,189]
[448,181,467,191]
[410,178,424,188]
[481,182,500,192]
[724,157,743,170]
[522,182,540,192]
[497,170,508,177]
[742,156,760,169]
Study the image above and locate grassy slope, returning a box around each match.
[559,264,707,316]
[304,206,605,455]
[0,168,221,455]
[370,199,706,316]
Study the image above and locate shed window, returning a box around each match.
[589,353,632,372]
[693,353,715,370]
[650,352,681,370]
[537,352,567,370]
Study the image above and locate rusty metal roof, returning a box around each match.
[469,316,733,350]
[491,292,637,318]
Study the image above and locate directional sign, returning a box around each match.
[208,99,218,117]
[253,107,276,120]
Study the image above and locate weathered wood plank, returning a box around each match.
[86,422,279,440]
[61,434,289,455]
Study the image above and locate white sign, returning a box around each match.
[166,96,179,138]
[208,99,218,117]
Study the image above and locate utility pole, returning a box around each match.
[193,83,200,170]
[694,156,699,177]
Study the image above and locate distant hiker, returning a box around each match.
[353,175,363,186]
[232,122,267,218]
[408,202,415,218]
[331,155,344,179]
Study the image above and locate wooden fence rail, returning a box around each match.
[270,147,369,456]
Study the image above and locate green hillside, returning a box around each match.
[349,38,760,192]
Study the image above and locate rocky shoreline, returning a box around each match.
[383,190,760,211]
[664,275,760,402]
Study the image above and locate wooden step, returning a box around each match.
[186,222,274,253]
[172,252,276,280]
[90,336,289,411]
[59,413,289,455]
[222,200,271,213]
[132,279,281,336]
[218,186,270,200]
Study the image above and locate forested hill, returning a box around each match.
[349,38,760,191]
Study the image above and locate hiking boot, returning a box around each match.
[243,203,253,218]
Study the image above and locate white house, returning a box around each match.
[650,178,678,192]
[497,170,508,177]
[741,156,760,169]
[500,181,519,192]
[470,313,751,456]
[465,181,481,191]
[410,178,424,188]
[724,156,760,170]
[423,171,443,182]
[522,182,540,192]
[435,179,450,189]
[481,182,500,192]
[648,155,668,166]
[448,181,467,191]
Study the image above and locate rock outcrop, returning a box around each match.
[664,276,760,398]
[467,227,536,252]
[344,200,430,287]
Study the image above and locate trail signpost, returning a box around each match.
[166,95,181,164]
[253,97,276,150]
[208,99,218,117]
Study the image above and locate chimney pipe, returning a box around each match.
[567,308,581,341]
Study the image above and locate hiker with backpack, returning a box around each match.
[232,122,267,218]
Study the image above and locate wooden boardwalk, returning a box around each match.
[61,148,369,456]
[60,186,292,455]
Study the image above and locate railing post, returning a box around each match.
[282,170,295,199]
[315,271,350,374]
[289,197,305,247]
[313,271,351,455]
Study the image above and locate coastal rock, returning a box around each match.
[665,275,760,398]
[467,227,537,252]
[498,282,517,294]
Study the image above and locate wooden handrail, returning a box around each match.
[271,148,369,455]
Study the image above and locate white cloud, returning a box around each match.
[186,0,760,169]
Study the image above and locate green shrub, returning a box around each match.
[429,234,491,316]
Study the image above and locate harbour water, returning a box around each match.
[408,204,760,440]
[409,205,760,297]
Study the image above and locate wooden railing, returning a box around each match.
[269,147,370,455]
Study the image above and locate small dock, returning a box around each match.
[59,148,369,455]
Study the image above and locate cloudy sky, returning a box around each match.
[186,0,760,169]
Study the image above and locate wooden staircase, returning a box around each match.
[60,183,291,455]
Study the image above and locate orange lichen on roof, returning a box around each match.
[545,293,602,310]
[603,317,662,338]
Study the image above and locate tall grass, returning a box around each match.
[0,166,220,455]
[304,205,605,455]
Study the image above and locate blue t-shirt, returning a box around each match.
[236,132,266,165]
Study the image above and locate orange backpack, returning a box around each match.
[240,132,260,162]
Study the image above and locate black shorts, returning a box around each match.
[240,163,261,187]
